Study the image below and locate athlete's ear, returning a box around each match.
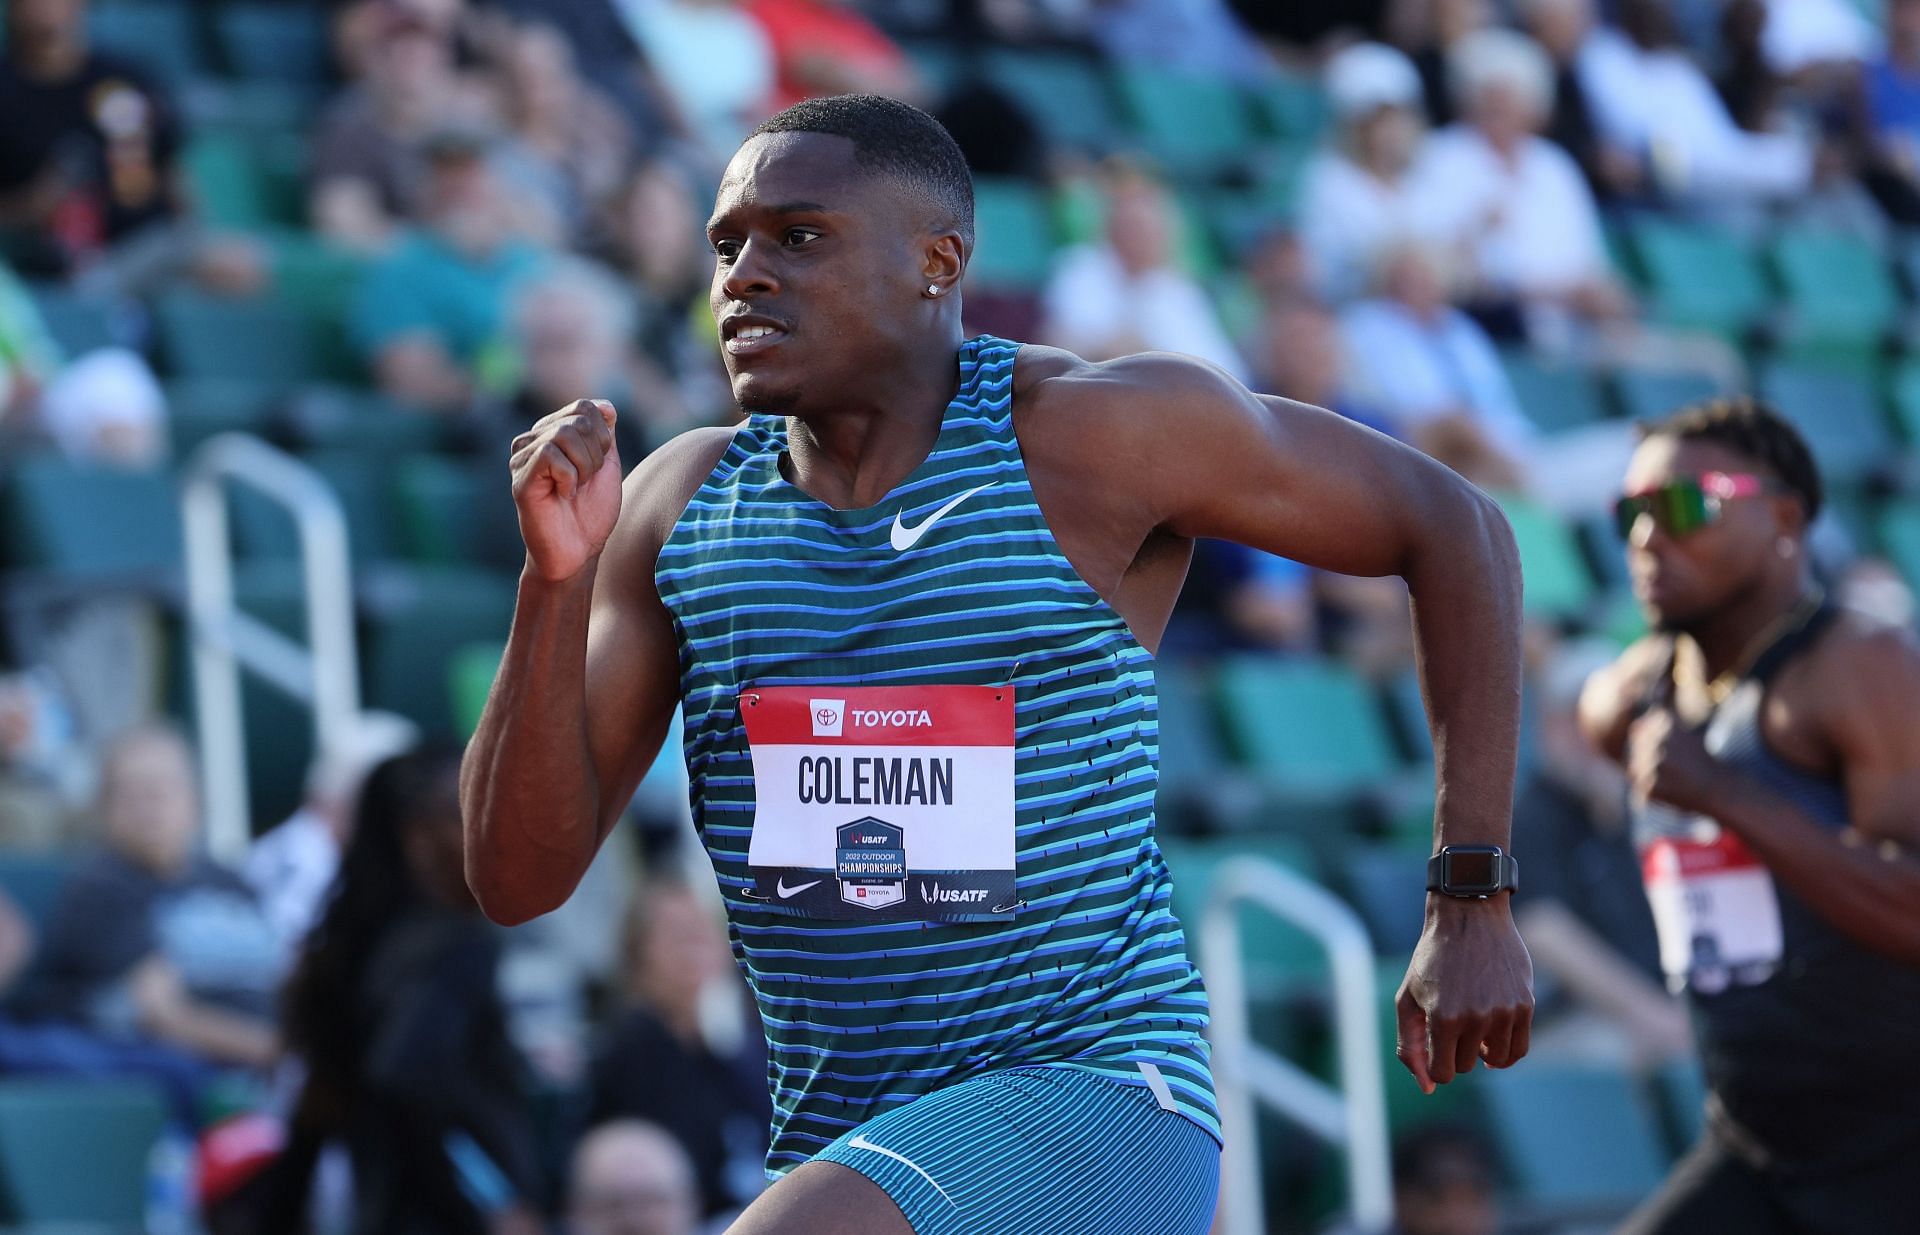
[921,230,964,297]
[1768,491,1808,542]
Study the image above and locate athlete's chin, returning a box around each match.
[732,371,802,417]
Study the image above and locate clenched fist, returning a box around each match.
[1626,707,1726,816]
[511,399,622,583]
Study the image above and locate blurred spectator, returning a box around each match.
[1249,297,1394,438]
[1518,0,1649,202]
[349,131,549,414]
[280,745,543,1235]
[1855,0,1920,222]
[507,259,663,460]
[567,1120,702,1235]
[38,346,166,467]
[32,725,283,1071]
[1041,164,1247,381]
[618,0,777,167]
[487,0,687,144]
[587,880,770,1221]
[310,3,494,253]
[743,0,926,111]
[494,23,638,239]
[1385,0,1494,127]
[1756,0,1877,78]
[1513,641,1690,1071]
[1338,242,1533,494]
[1090,0,1274,85]
[1231,0,1392,56]
[0,666,79,848]
[1577,0,1813,207]
[598,161,730,433]
[1300,42,1440,303]
[1412,27,1630,344]
[0,259,63,440]
[1380,1124,1499,1235]
[244,711,420,947]
[0,0,263,294]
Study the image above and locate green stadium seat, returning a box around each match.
[215,4,331,82]
[156,290,320,384]
[1655,1057,1707,1156]
[969,178,1057,290]
[1248,73,1329,142]
[165,377,286,458]
[1887,358,1920,444]
[1497,497,1597,621]
[450,641,504,738]
[230,450,398,567]
[1215,657,1401,800]
[283,384,445,456]
[393,454,490,564]
[0,460,180,580]
[1338,842,1426,955]
[980,50,1122,154]
[1479,1064,1670,1215]
[1610,367,1725,424]
[362,567,518,736]
[0,853,74,933]
[1499,352,1611,433]
[0,1078,168,1226]
[1629,218,1770,340]
[181,78,318,143]
[1758,363,1898,484]
[183,132,305,230]
[1159,834,1327,991]
[23,284,130,356]
[1881,500,1920,592]
[1770,227,1901,357]
[1153,660,1267,834]
[88,1,206,84]
[1114,68,1259,180]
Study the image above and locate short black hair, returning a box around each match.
[750,94,975,251]
[1640,395,1823,522]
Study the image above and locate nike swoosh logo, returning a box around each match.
[776,878,822,898]
[846,1135,957,1207]
[890,483,992,552]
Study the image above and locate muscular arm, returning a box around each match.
[1049,354,1531,1087]
[460,415,732,926]
[1707,628,1920,966]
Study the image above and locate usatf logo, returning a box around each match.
[919,882,989,905]
[809,698,845,737]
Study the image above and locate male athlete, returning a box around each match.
[1581,399,1920,1234]
[463,96,1533,1235]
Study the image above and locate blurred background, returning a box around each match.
[0,0,1916,1232]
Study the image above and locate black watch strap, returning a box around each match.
[1425,846,1519,898]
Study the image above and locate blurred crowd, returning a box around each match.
[1,0,1919,1231]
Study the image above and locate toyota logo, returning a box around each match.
[816,707,839,727]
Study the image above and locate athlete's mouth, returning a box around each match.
[722,313,790,357]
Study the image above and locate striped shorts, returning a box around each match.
[811,1063,1221,1235]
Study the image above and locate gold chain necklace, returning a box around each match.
[1703,587,1827,706]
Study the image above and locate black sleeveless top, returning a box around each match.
[1634,603,1920,1173]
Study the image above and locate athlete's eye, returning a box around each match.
[784,228,821,247]
[712,238,741,263]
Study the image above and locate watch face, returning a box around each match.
[1445,849,1501,893]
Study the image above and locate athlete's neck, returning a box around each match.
[783,335,964,510]
[1682,566,1817,683]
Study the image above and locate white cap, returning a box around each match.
[1324,42,1424,120]
[42,347,167,467]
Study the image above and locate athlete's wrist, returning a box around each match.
[521,555,601,593]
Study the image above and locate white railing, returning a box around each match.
[1200,856,1393,1235]
[181,435,359,861]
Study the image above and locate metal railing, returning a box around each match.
[1199,856,1393,1235]
[181,435,359,862]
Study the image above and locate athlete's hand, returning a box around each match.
[511,399,622,583]
[1396,897,1533,1093]
[1626,707,1724,816]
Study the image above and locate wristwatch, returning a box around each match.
[1426,845,1519,899]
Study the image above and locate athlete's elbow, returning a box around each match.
[464,851,563,927]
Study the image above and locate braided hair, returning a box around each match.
[1640,395,1823,522]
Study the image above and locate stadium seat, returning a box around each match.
[1497,498,1597,621]
[1500,352,1612,433]
[215,3,331,83]
[449,641,504,738]
[1338,842,1426,955]
[968,178,1057,290]
[393,454,491,564]
[1112,68,1259,180]
[1628,218,1770,341]
[1215,657,1401,800]
[1610,367,1725,424]
[165,377,287,459]
[1887,358,1920,445]
[23,283,132,357]
[1655,1057,1707,1156]
[0,853,73,934]
[0,460,181,580]
[88,1,206,84]
[1758,363,1898,485]
[361,567,518,736]
[156,290,320,385]
[0,1078,168,1226]
[1159,834,1327,992]
[1248,73,1329,143]
[183,132,306,231]
[1479,1063,1671,1216]
[980,50,1122,154]
[1770,227,1901,357]
[1881,499,1920,592]
[231,449,399,571]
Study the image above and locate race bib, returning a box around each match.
[1642,813,1783,995]
[741,684,1017,922]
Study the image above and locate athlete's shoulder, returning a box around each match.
[619,423,746,538]
[1012,344,1252,449]
[1798,606,1920,718]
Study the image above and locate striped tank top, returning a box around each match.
[654,334,1216,1174]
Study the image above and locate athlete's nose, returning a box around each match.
[722,235,781,302]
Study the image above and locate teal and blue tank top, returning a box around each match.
[654,334,1217,1174]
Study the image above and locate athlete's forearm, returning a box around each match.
[1402,489,1525,856]
[1710,771,1920,967]
[459,564,605,925]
